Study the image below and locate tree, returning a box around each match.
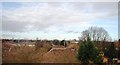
[64,42,67,47]
[35,38,43,50]
[53,39,60,45]
[60,40,67,47]
[60,40,65,46]
[77,37,102,65]
[79,26,111,42]
[104,43,117,59]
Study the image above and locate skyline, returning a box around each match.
[1,2,118,40]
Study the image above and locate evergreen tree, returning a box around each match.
[60,40,67,47]
[60,40,65,46]
[77,37,102,65]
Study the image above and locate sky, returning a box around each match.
[1,0,119,2]
[1,2,118,40]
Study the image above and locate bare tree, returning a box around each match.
[35,38,43,50]
[79,26,111,42]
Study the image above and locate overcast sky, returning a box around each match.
[1,2,118,40]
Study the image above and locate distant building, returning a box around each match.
[70,39,79,44]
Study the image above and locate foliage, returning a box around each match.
[53,39,60,45]
[77,37,102,65]
[60,40,67,47]
[60,40,65,46]
[104,43,117,59]
[64,41,67,47]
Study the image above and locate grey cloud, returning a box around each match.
[2,20,27,32]
[2,15,29,32]
[66,30,79,33]
[92,2,117,12]
[2,2,117,33]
